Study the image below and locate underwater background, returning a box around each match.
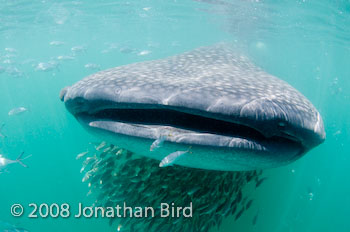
[0,0,349,231]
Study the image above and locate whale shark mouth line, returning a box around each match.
[75,103,305,153]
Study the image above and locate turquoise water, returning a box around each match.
[0,0,349,231]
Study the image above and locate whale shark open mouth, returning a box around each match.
[73,102,304,155]
[91,107,272,141]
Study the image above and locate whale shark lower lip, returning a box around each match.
[60,43,325,171]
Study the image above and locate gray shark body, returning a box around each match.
[60,44,325,171]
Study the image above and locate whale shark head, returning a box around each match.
[60,44,325,171]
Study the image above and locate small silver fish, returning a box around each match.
[80,155,97,173]
[119,47,134,54]
[0,123,6,138]
[82,168,97,182]
[138,50,151,56]
[96,141,106,151]
[3,227,30,232]
[237,189,242,202]
[234,207,245,221]
[84,63,101,70]
[103,146,112,153]
[35,61,58,72]
[159,150,189,167]
[5,47,17,53]
[252,209,259,225]
[57,55,75,60]
[71,45,86,53]
[246,199,253,210]
[187,186,201,196]
[256,177,267,188]
[150,135,166,151]
[76,151,89,160]
[8,107,28,116]
[50,41,65,46]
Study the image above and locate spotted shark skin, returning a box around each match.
[60,44,325,171]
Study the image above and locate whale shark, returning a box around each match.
[60,44,325,171]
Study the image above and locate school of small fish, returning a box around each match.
[78,141,266,232]
[0,42,159,79]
